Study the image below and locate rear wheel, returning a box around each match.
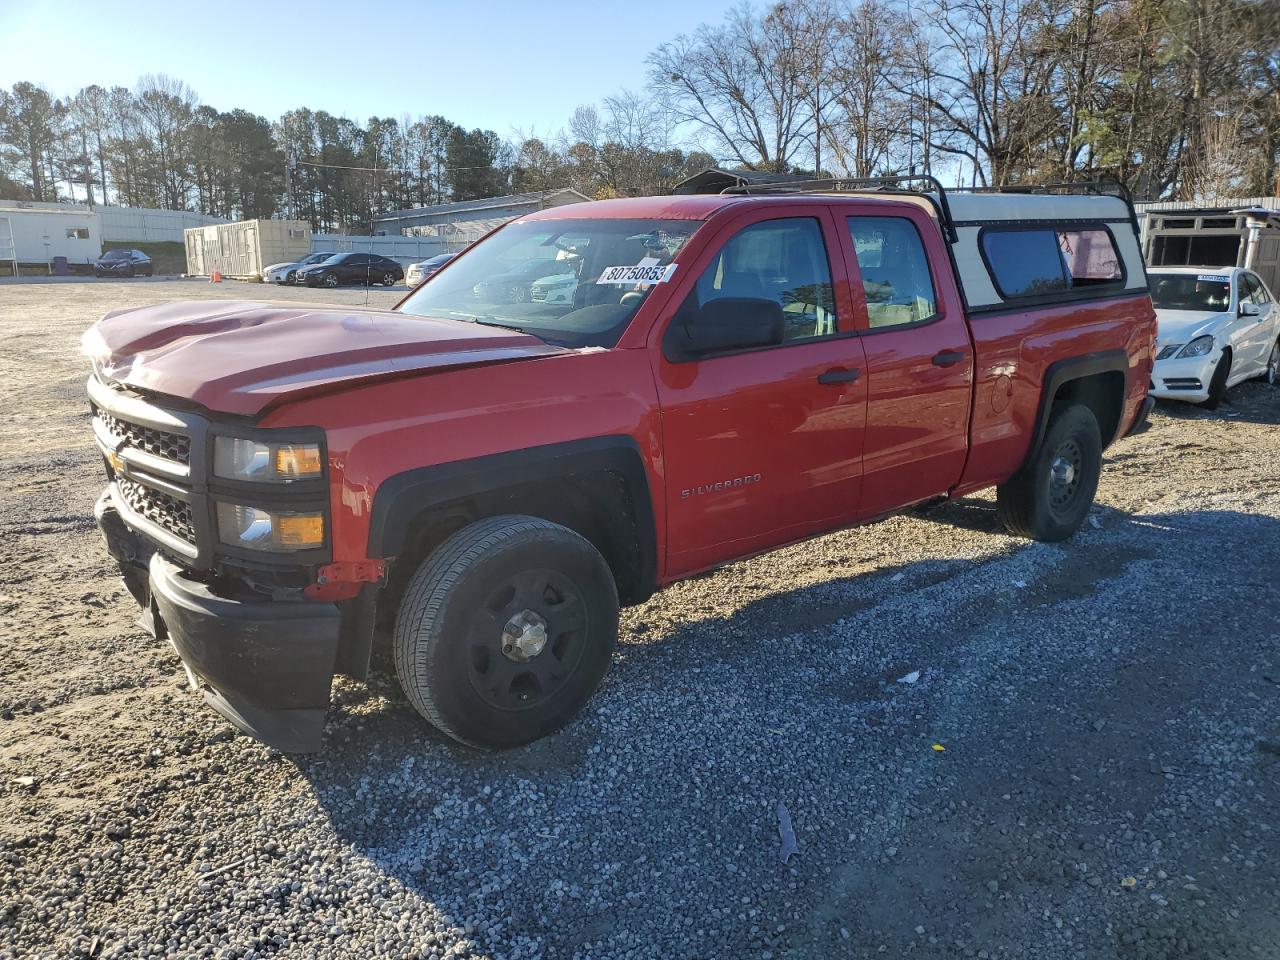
[1200,350,1231,410]
[996,404,1102,542]
[394,515,618,749]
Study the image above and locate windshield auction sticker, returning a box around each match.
[596,263,677,285]
[1196,275,1228,283]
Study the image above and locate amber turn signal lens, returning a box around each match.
[275,513,325,548]
[274,444,324,479]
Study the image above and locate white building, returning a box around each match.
[0,200,102,271]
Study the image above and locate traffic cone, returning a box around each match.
[210,270,222,283]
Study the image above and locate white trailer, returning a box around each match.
[0,200,102,273]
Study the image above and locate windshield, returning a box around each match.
[1150,274,1232,312]
[304,253,332,264]
[397,218,698,348]
[102,249,130,260]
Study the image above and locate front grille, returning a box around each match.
[116,475,195,543]
[95,407,191,465]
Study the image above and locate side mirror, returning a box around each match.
[1240,301,1261,317]
[665,297,785,361]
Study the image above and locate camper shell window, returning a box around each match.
[979,224,1125,302]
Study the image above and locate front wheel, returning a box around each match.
[996,404,1102,542]
[1200,350,1231,410]
[1258,338,1279,386]
[322,272,339,288]
[382,272,397,286]
[394,515,618,749]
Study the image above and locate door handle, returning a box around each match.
[932,350,967,367]
[817,367,861,385]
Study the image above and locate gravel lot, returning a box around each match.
[1,279,1277,960]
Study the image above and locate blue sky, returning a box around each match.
[0,0,736,137]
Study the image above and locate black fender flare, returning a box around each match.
[366,435,658,598]
[1027,349,1130,458]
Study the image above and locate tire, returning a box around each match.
[996,404,1102,542]
[393,515,619,749]
[1200,350,1231,410]
[383,272,397,286]
[322,272,338,288]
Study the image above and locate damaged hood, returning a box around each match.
[1154,309,1227,352]
[83,299,567,416]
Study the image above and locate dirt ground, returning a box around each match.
[0,279,1277,960]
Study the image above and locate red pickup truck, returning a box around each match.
[85,178,1156,752]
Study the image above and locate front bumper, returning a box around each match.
[1149,352,1217,402]
[96,490,341,752]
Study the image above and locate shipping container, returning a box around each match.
[184,219,311,278]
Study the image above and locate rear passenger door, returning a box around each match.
[836,210,974,517]
[653,208,869,576]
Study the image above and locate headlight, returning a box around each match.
[213,437,323,482]
[216,503,325,552]
[1156,344,1182,361]
[1177,335,1214,359]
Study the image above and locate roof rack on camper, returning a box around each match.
[719,174,1141,245]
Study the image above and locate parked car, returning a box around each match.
[530,268,578,304]
[94,248,152,278]
[405,254,454,288]
[85,179,1156,753]
[262,252,335,285]
[472,258,570,302]
[297,253,404,288]
[1148,266,1280,408]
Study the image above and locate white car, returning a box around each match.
[262,252,335,285]
[1148,266,1280,408]
[405,254,454,288]
[530,270,578,304]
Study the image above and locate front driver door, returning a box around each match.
[653,209,869,577]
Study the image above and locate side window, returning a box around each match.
[982,230,1069,298]
[982,225,1124,300]
[1239,275,1257,304]
[1057,229,1122,285]
[847,217,938,328]
[1246,274,1269,304]
[686,217,837,342]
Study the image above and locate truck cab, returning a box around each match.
[85,178,1156,752]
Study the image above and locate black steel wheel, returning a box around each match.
[394,515,618,748]
[997,404,1102,542]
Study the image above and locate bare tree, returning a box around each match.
[648,3,813,171]
[909,0,1070,185]
[826,0,910,177]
